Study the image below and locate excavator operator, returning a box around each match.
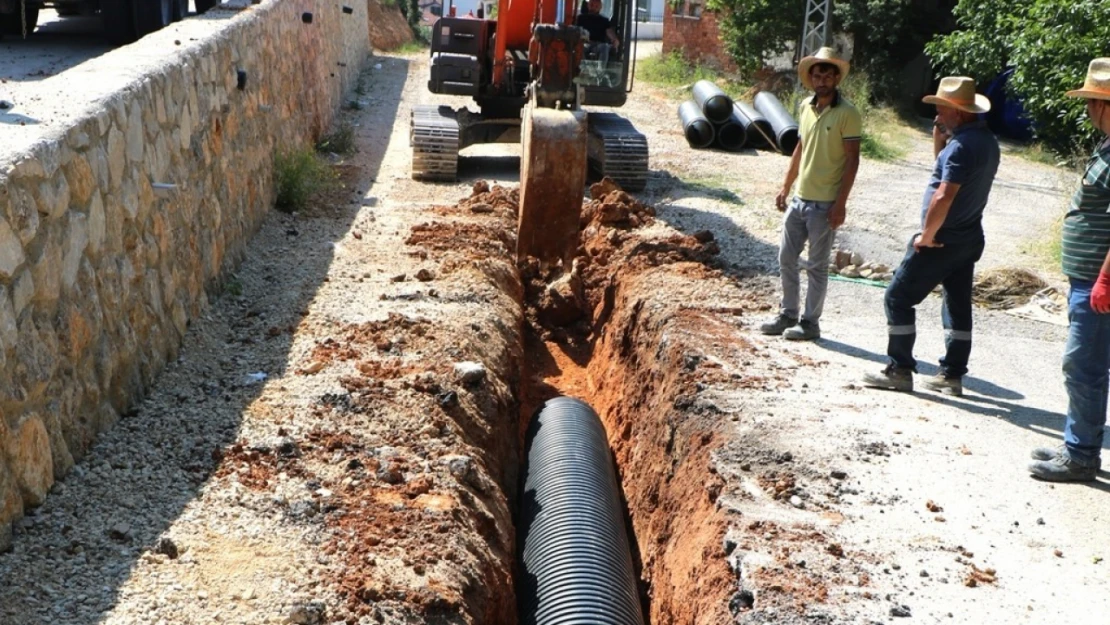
[576,0,620,64]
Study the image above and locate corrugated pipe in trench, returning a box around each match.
[517,396,645,625]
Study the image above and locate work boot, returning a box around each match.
[1030,444,1102,470]
[759,314,798,336]
[1028,453,1099,482]
[783,320,820,341]
[861,364,914,392]
[920,372,963,396]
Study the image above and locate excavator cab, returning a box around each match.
[574,0,634,103]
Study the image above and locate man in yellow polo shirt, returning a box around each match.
[760,47,862,341]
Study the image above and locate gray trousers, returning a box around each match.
[778,197,835,322]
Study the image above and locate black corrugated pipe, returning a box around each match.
[732,101,776,151]
[518,396,645,625]
[692,79,733,123]
[678,100,715,149]
[754,92,800,155]
[714,118,746,152]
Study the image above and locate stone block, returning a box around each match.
[107,124,126,189]
[66,153,96,207]
[0,287,17,347]
[37,172,71,220]
[126,103,145,163]
[30,238,62,307]
[87,192,106,256]
[7,185,40,246]
[62,213,89,292]
[0,217,26,281]
[6,415,53,508]
[12,270,33,316]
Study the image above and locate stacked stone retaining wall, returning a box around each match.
[0,0,370,548]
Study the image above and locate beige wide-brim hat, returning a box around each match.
[1065,58,1110,100]
[922,76,990,114]
[798,47,850,91]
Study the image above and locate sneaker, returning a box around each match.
[759,314,798,336]
[1028,453,1099,482]
[920,373,963,396]
[861,364,914,392]
[1030,444,1102,470]
[783,320,820,341]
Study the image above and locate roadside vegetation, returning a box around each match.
[273,148,338,212]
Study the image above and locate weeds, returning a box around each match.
[838,72,909,162]
[637,52,752,100]
[273,148,336,212]
[393,40,429,54]
[223,277,243,298]
[316,123,356,156]
[680,176,745,206]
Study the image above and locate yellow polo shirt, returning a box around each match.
[794,92,862,202]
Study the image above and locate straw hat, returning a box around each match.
[798,47,850,91]
[921,76,990,114]
[1065,58,1110,101]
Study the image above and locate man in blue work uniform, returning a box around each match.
[1028,58,1110,481]
[863,77,999,395]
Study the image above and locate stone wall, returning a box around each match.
[662,5,737,73]
[0,0,370,549]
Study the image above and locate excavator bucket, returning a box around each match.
[517,106,588,265]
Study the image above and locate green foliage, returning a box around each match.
[396,0,422,38]
[840,72,909,161]
[273,149,336,212]
[316,123,356,156]
[704,0,802,78]
[927,0,1110,154]
[834,0,943,100]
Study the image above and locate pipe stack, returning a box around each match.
[675,80,746,152]
[678,82,801,155]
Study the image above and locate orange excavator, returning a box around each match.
[413,0,648,263]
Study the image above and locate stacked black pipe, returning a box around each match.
[518,396,645,625]
[754,91,800,154]
[679,81,801,154]
[676,80,745,151]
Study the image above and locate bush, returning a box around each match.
[316,123,356,156]
[273,149,335,212]
[704,0,802,78]
[927,0,1110,155]
[834,0,946,101]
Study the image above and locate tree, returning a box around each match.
[703,0,803,78]
[927,0,1110,154]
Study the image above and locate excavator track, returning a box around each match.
[411,104,460,181]
[587,113,649,192]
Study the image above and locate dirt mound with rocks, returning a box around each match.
[519,177,723,343]
[368,0,413,51]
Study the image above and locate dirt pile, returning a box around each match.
[521,178,722,344]
[368,0,414,50]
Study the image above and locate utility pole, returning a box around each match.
[797,0,832,61]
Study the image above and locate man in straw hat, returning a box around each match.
[862,76,999,395]
[760,46,861,341]
[1028,58,1110,482]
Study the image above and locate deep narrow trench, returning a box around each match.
[506,181,738,625]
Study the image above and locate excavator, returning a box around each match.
[413,0,649,263]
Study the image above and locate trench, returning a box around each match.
[506,181,738,625]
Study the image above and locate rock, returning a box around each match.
[860,268,874,279]
[873,263,890,273]
[454,362,486,386]
[891,604,912,618]
[589,177,622,200]
[692,229,715,243]
[841,265,860,278]
[472,181,490,195]
[830,469,847,480]
[436,390,458,408]
[415,268,434,282]
[540,270,585,326]
[154,536,179,559]
[6,415,54,507]
[468,202,494,214]
[390,274,406,282]
[835,250,853,269]
[108,523,131,541]
[288,601,326,625]
[789,495,804,509]
[722,533,739,556]
[851,252,864,266]
[728,589,755,614]
[829,263,839,275]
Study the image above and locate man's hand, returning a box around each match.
[828,202,846,229]
[1092,272,1110,313]
[912,232,943,252]
[775,190,789,212]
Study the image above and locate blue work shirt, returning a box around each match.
[919,120,1000,245]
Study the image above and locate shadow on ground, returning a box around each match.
[0,58,408,625]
